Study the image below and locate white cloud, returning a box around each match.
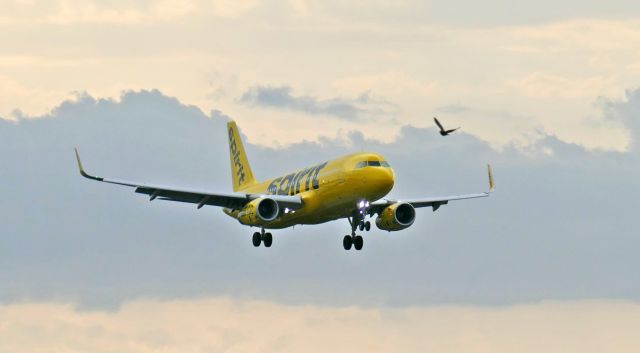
[506,72,618,99]
[1,299,640,353]
[332,70,440,99]
[501,19,640,52]
[0,3,639,150]
[0,75,73,119]
[0,0,260,26]
[155,0,198,20]
[47,0,201,25]
[211,0,261,18]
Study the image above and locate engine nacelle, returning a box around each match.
[376,202,416,231]
[238,197,279,226]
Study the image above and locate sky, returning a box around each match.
[2,1,640,352]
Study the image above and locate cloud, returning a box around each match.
[507,72,617,99]
[436,104,470,114]
[2,89,640,309]
[210,0,260,17]
[600,88,640,152]
[2,298,640,353]
[293,0,640,26]
[0,14,637,150]
[0,74,74,120]
[433,104,544,149]
[239,85,397,121]
[0,0,261,26]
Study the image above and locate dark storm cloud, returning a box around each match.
[1,89,640,309]
[239,85,395,121]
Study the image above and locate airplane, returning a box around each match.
[75,120,495,251]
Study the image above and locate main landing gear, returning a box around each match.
[252,228,272,247]
[343,201,372,251]
[343,234,363,250]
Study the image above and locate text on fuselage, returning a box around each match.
[268,162,328,195]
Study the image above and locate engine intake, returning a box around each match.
[376,202,416,231]
[257,198,279,221]
[238,197,279,225]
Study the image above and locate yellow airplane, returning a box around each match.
[75,121,494,250]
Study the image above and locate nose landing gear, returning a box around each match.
[358,221,371,232]
[343,202,371,251]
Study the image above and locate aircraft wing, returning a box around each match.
[370,164,495,212]
[74,149,302,210]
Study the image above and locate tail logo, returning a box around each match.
[228,126,246,185]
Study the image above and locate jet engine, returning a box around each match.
[375,202,415,231]
[238,197,279,225]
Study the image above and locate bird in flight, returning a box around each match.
[434,117,460,136]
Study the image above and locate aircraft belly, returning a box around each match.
[264,173,390,229]
[262,184,359,229]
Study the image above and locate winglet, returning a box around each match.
[487,164,495,192]
[74,148,103,181]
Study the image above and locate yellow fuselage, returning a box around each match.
[223,152,395,229]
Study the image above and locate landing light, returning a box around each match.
[358,200,365,209]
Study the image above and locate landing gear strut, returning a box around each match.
[253,228,273,247]
[343,201,370,251]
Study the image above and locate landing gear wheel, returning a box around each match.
[354,235,363,250]
[252,232,261,247]
[364,221,371,231]
[359,222,365,231]
[343,235,353,250]
[263,232,273,247]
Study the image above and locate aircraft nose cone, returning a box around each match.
[376,167,395,193]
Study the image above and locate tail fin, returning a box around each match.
[227,121,256,191]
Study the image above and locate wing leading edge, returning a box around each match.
[370,164,495,212]
[74,149,302,210]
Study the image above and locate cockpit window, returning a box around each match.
[355,160,391,168]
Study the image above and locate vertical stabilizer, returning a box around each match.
[227,121,256,191]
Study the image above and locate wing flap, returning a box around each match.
[134,187,249,209]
